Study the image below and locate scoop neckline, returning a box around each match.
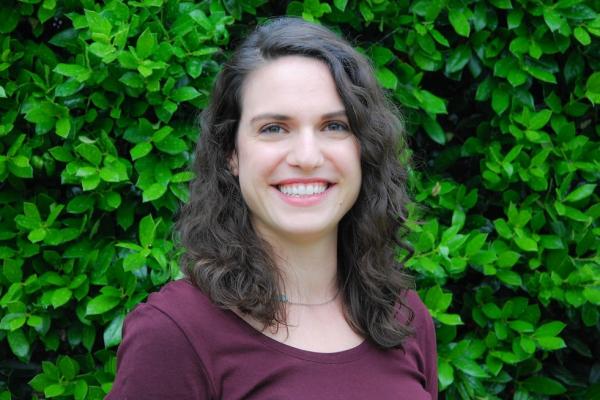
[224,301,370,364]
[176,279,370,363]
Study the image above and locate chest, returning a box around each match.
[235,302,364,353]
[214,346,431,400]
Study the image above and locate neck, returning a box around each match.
[259,230,339,304]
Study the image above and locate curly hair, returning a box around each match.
[177,17,415,349]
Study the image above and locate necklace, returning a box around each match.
[277,289,340,306]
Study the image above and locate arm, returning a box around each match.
[106,303,214,400]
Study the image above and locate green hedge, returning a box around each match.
[0,0,599,399]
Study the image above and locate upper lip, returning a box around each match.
[274,178,333,185]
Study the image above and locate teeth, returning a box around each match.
[278,183,328,196]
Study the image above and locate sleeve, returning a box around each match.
[407,291,438,400]
[106,303,214,400]
[419,302,438,399]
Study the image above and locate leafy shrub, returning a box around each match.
[0,0,598,399]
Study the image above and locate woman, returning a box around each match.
[108,17,437,399]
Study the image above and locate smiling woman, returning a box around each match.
[232,55,361,244]
[107,17,437,400]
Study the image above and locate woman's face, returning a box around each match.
[231,55,361,243]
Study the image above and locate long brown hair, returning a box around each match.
[177,17,415,349]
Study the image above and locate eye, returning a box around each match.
[324,121,350,132]
[259,124,286,135]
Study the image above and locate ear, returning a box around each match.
[228,150,239,176]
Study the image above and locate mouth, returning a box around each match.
[275,182,333,197]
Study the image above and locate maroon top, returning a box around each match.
[107,279,438,399]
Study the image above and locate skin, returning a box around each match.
[230,56,364,350]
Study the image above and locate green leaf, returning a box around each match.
[422,114,446,145]
[136,28,156,59]
[28,228,47,243]
[7,329,29,358]
[523,376,567,395]
[55,118,71,138]
[86,294,121,316]
[585,72,600,104]
[565,184,596,202]
[453,358,489,378]
[130,142,153,160]
[482,303,502,319]
[58,356,78,380]
[171,86,200,102]
[333,0,348,11]
[583,286,600,305]
[89,42,116,59]
[44,384,65,398]
[497,251,520,268]
[507,9,524,29]
[574,26,591,45]
[371,46,394,67]
[525,64,557,84]
[535,336,566,350]
[85,10,112,36]
[143,182,168,202]
[73,380,88,400]
[445,45,471,74]
[119,72,144,89]
[0,313,26,331]
[53,64,91,82]
[543,9,563,31]
[67,195,95,214]
[509,320,534,333]
[520,336,536,354]
[51,288,72,308]
[534,321,566,337]
[492,86,509,114]
[186,59,203,78]
[528,109,552,130]
[171,171,195,183]
[139,214,156,248]
[490,0,512,9]
[436,313,463,325]
[375,67,398,90]
[514,236,537,252]
[104,313,125,348]
[497,270,522,286]
[105,191,122,209]
[123,252,147,271]
[416,90,447,114]
[75,143,102,166]
[154,136,188,155]
[448,8,471,37]
[0,4,19,33]
[438,359,454,389]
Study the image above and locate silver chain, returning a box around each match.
[278,289,340,306]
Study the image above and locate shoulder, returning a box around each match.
[396,289,438,398]
[396,289,437,357]
[405,290,434,330]
[109,283,216,398]
[122,278,217,340]
[145,278,212,311]
[396,289,434,330]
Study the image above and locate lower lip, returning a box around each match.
[274,185,334,206]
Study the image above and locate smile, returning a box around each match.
[277,182,329,197]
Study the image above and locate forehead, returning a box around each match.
[239,55,345,118]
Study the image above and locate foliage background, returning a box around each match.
[0,0,599,399]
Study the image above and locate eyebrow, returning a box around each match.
[249,110,348,124]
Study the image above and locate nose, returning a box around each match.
[287,129,324,170]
